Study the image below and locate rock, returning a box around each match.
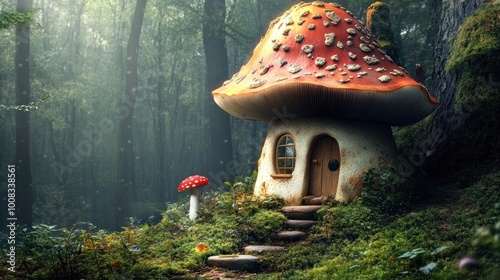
[302,196,324,205]
[270,230,308,241]
[244,245,285,254]
[286,219,317,230]
[207,255,259,272]
[281,205,323,220]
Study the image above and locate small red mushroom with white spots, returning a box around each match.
[178,175,210,220]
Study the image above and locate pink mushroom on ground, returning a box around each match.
[177,175,210,220]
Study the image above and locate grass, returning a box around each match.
[1,169,499,279]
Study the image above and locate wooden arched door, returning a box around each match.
[309,136,340,197]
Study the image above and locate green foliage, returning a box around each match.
[0,8,38,30]
[14,223,94,279]
[249,210,287,235]
[361,166,412,214]
[473,203,500,250]
[2,171,500,279]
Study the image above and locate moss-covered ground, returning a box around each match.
[1,168,499,279]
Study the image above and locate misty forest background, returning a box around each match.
[0,0,483,230]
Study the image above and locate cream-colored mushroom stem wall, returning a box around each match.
[254,117,399,205]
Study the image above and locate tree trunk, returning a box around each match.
[203,0,233,183]
[427,0,485,159]
[15,0,34,228]
[114,0,147,228]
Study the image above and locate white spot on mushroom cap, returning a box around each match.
[302,44,314,54]
[378,75,391,83]
[294,34,305,43]
[272,42,281,51]
[359,44,372,53]
[346,64,361,71]
[288,64,302,74]
[363,55,380,65]
[325,64,337,71]
[249,78,267,88]
[315,57,327,67]
[357,71,368,77]
[324,33,335,46]
[325,10,341,25]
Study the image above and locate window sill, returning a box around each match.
[270,174,292,179]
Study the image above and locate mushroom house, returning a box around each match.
[212,1,439,205]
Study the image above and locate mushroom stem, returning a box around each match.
[188,188,200,220]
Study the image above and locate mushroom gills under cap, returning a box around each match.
[214,84,436,126]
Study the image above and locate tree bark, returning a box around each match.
[15,0,34,228]
[427,0,485,157]
[203,0,233,183]
[114,0,147,228]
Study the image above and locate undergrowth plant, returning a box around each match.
[2,171,499,279]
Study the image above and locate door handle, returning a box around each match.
[328,159,339,171]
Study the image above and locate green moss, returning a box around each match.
[366,1,400,64]
[446,3,500,76]
[438,2,500,173]
[249,210,287,235]
[5,172,500,279]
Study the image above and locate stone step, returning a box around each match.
[302,196,324,205]
[270,230,308,242]
[243,245,286,254]
[286,219,317,230]
[207,255,259,272]
[281,205,323,220]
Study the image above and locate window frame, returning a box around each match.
[275,134,296,175]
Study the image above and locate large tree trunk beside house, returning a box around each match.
[423,0,488,175]
[203,0,233,182]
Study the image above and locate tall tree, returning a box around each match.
[203,0,233,182]
[114,0,147,228]
[427,0,485,159]
[15,0,34,228]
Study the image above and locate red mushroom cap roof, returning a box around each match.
[212,1,439,125]
[177,175,210,192]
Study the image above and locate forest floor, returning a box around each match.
[190,169,500,279]
[1,166,499,279]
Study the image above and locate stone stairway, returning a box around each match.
[207,196,324,271]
